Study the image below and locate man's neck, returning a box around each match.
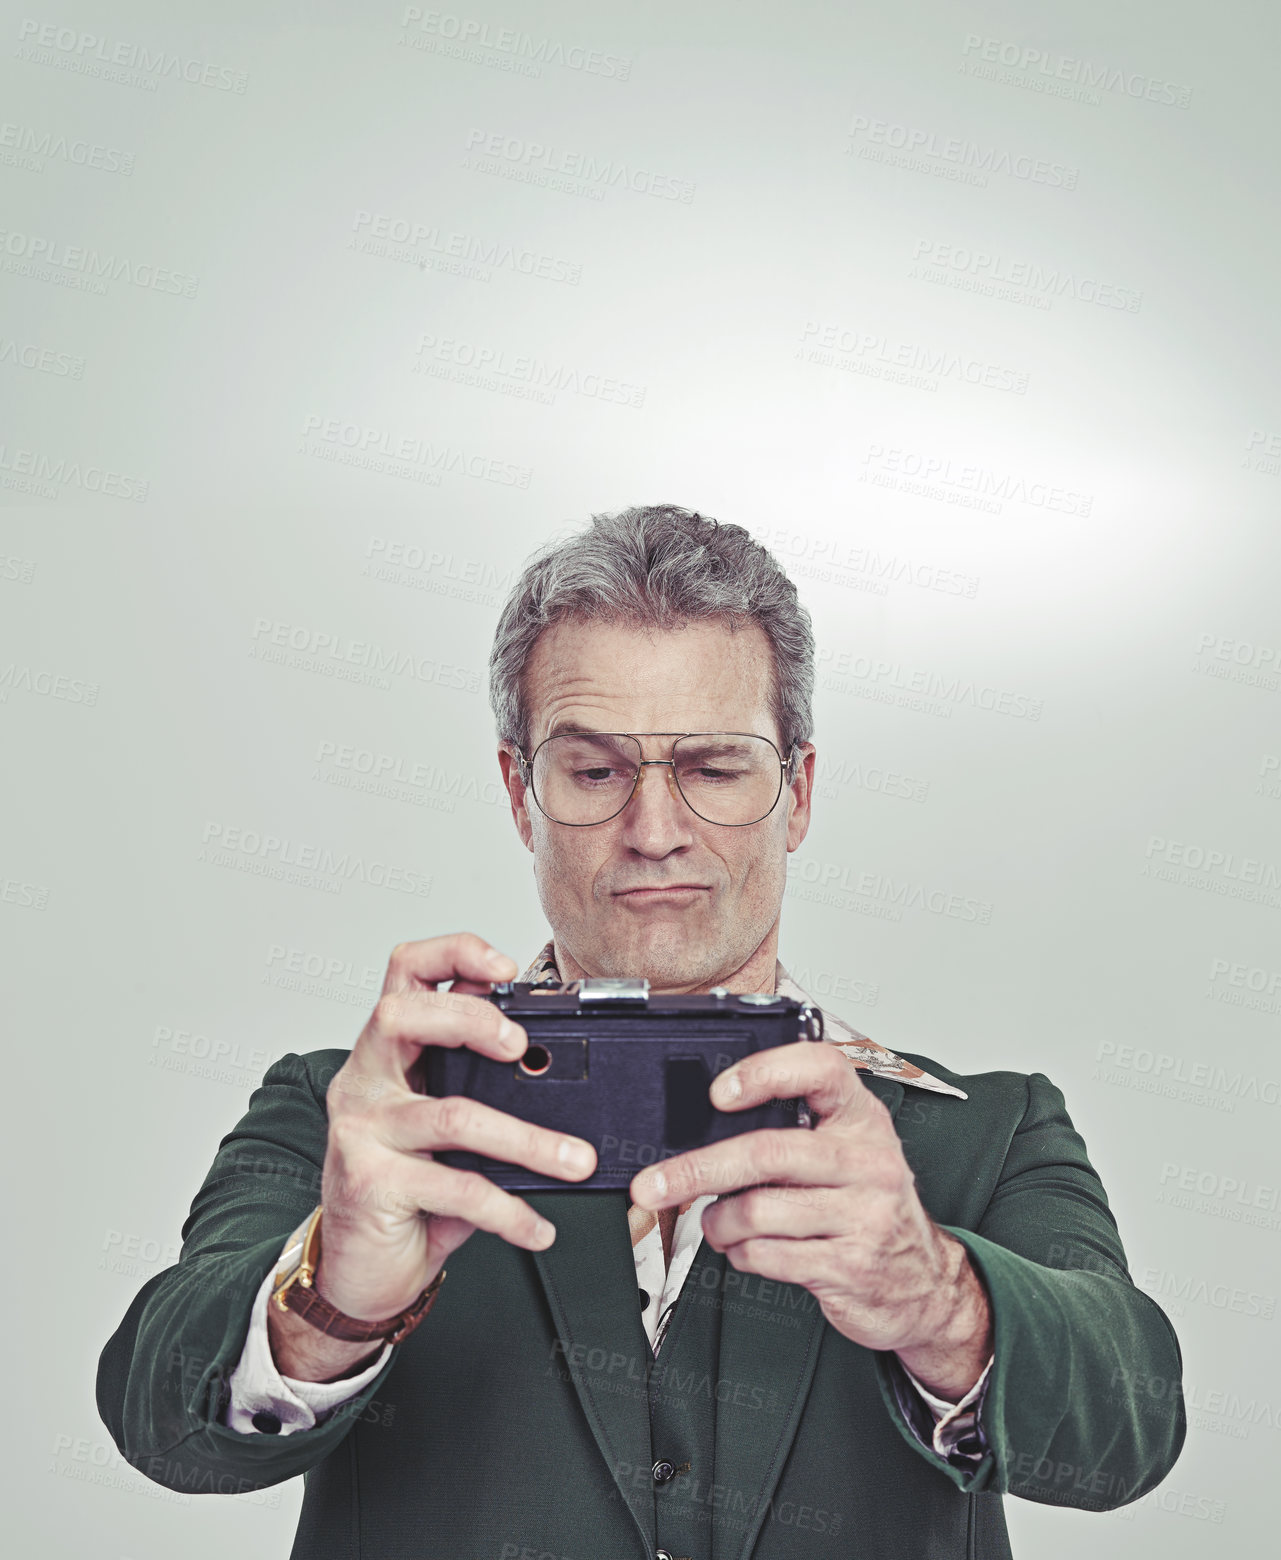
[551,933,780,995]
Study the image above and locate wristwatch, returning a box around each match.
[271,1206,446,1345]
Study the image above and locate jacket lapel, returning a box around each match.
[710,1266,825,1560]
[527,1189,657,1555]
[711,1071,906,1560]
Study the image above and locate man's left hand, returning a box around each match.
[629,1040,993,1401]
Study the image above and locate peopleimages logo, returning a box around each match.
[1094,1039,1280,1110]
[1192,632,1280,692]
[200,822,433,899]
[1142,835,1281,909]
[249,617,483,694]
[15,17,249,93]
[848,113,1079,189]
[0,228,198,296]
[462,128,694,203]
[1205,954,1281,1017]
[960,34,1192,109]
[0,120,135,173]
[150,1023,270,1090]
[0,553,34,582]
[1110,1361,1281,1441]
[414,334,646,407]
[1157,1163,1281,1236]
[363,536,514,610]
[1243,429,1281,476]
[817,649,1043,721]
[787,857,993,924]
[861,443,1093,517]
[300,415,532,490]
[815,756,930,805]
[1138,1267,1275,1321]
[49,1433,191,1506]
[399,8,631,81]
[799,320,1029,396]
[0,661,98,705]
[909,238,1141,313]
[0,441,148,501]
[763,527,981,600]
[349,209,582,286]
[263,944,384,1008]
[1,874,49,909]
[1208,956,1281,999]
[313,739,505,813]
[0,335,85,378]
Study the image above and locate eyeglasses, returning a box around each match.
[513,731,797,827]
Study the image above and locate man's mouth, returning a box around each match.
[613,885,709,902]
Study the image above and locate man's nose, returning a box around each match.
[619,761,694,850]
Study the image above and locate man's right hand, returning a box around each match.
[267,933,596,1382]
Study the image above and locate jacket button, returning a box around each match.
[656,1551,674,1560]
[652,1459,676,1485]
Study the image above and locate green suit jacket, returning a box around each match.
[97,1047,1185,1558]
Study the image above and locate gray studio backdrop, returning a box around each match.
[3,1,1279,1555]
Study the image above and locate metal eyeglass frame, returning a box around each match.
[511,731,801,828]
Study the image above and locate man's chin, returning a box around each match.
[582,916,726,989]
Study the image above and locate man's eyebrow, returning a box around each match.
[543,723,696,739]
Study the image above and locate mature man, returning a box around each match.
[99,505,1185,1559]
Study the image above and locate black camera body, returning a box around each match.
[413,978,825,1191]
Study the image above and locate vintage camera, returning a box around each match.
[412,978,825,1191]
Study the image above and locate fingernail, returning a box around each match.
[500,1018,523,1048]
[533,1218,556,1247]
[486,948,515,973]
[713,1070,742,1103]
[558,1139,594,1172]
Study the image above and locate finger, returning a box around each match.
[702,1181,872,1247]
[713,1235,828,1290]
[380,932,518,999]
[355,987,526,1080]
[705,1173,904,1248]
[630,1124,881,1209]
[392,1157,564,1251]
[709,1039,873,1125]
[381,1094,597,1181]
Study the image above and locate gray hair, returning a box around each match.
[488,504,815,761]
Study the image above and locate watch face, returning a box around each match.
[273,1243,303,1286]
[271,1219,316,1304]
[272,1208,324,1293]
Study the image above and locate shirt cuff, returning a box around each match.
[223,1230,392,1436]
[893,1355,994,1466]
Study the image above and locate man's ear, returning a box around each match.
[785,742,816,852]
[497,744,535,852]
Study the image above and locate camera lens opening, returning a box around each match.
[518,1044,552,1076]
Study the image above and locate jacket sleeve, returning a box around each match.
[874,1070,1186,1509]
[96,1051,401,1493]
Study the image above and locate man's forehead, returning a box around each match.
[524,616,777,737]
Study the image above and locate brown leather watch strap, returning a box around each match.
[272,1207,446,1346]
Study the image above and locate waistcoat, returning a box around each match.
[645,1239,728,1560]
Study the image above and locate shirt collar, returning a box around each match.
[518,941,966,1100]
